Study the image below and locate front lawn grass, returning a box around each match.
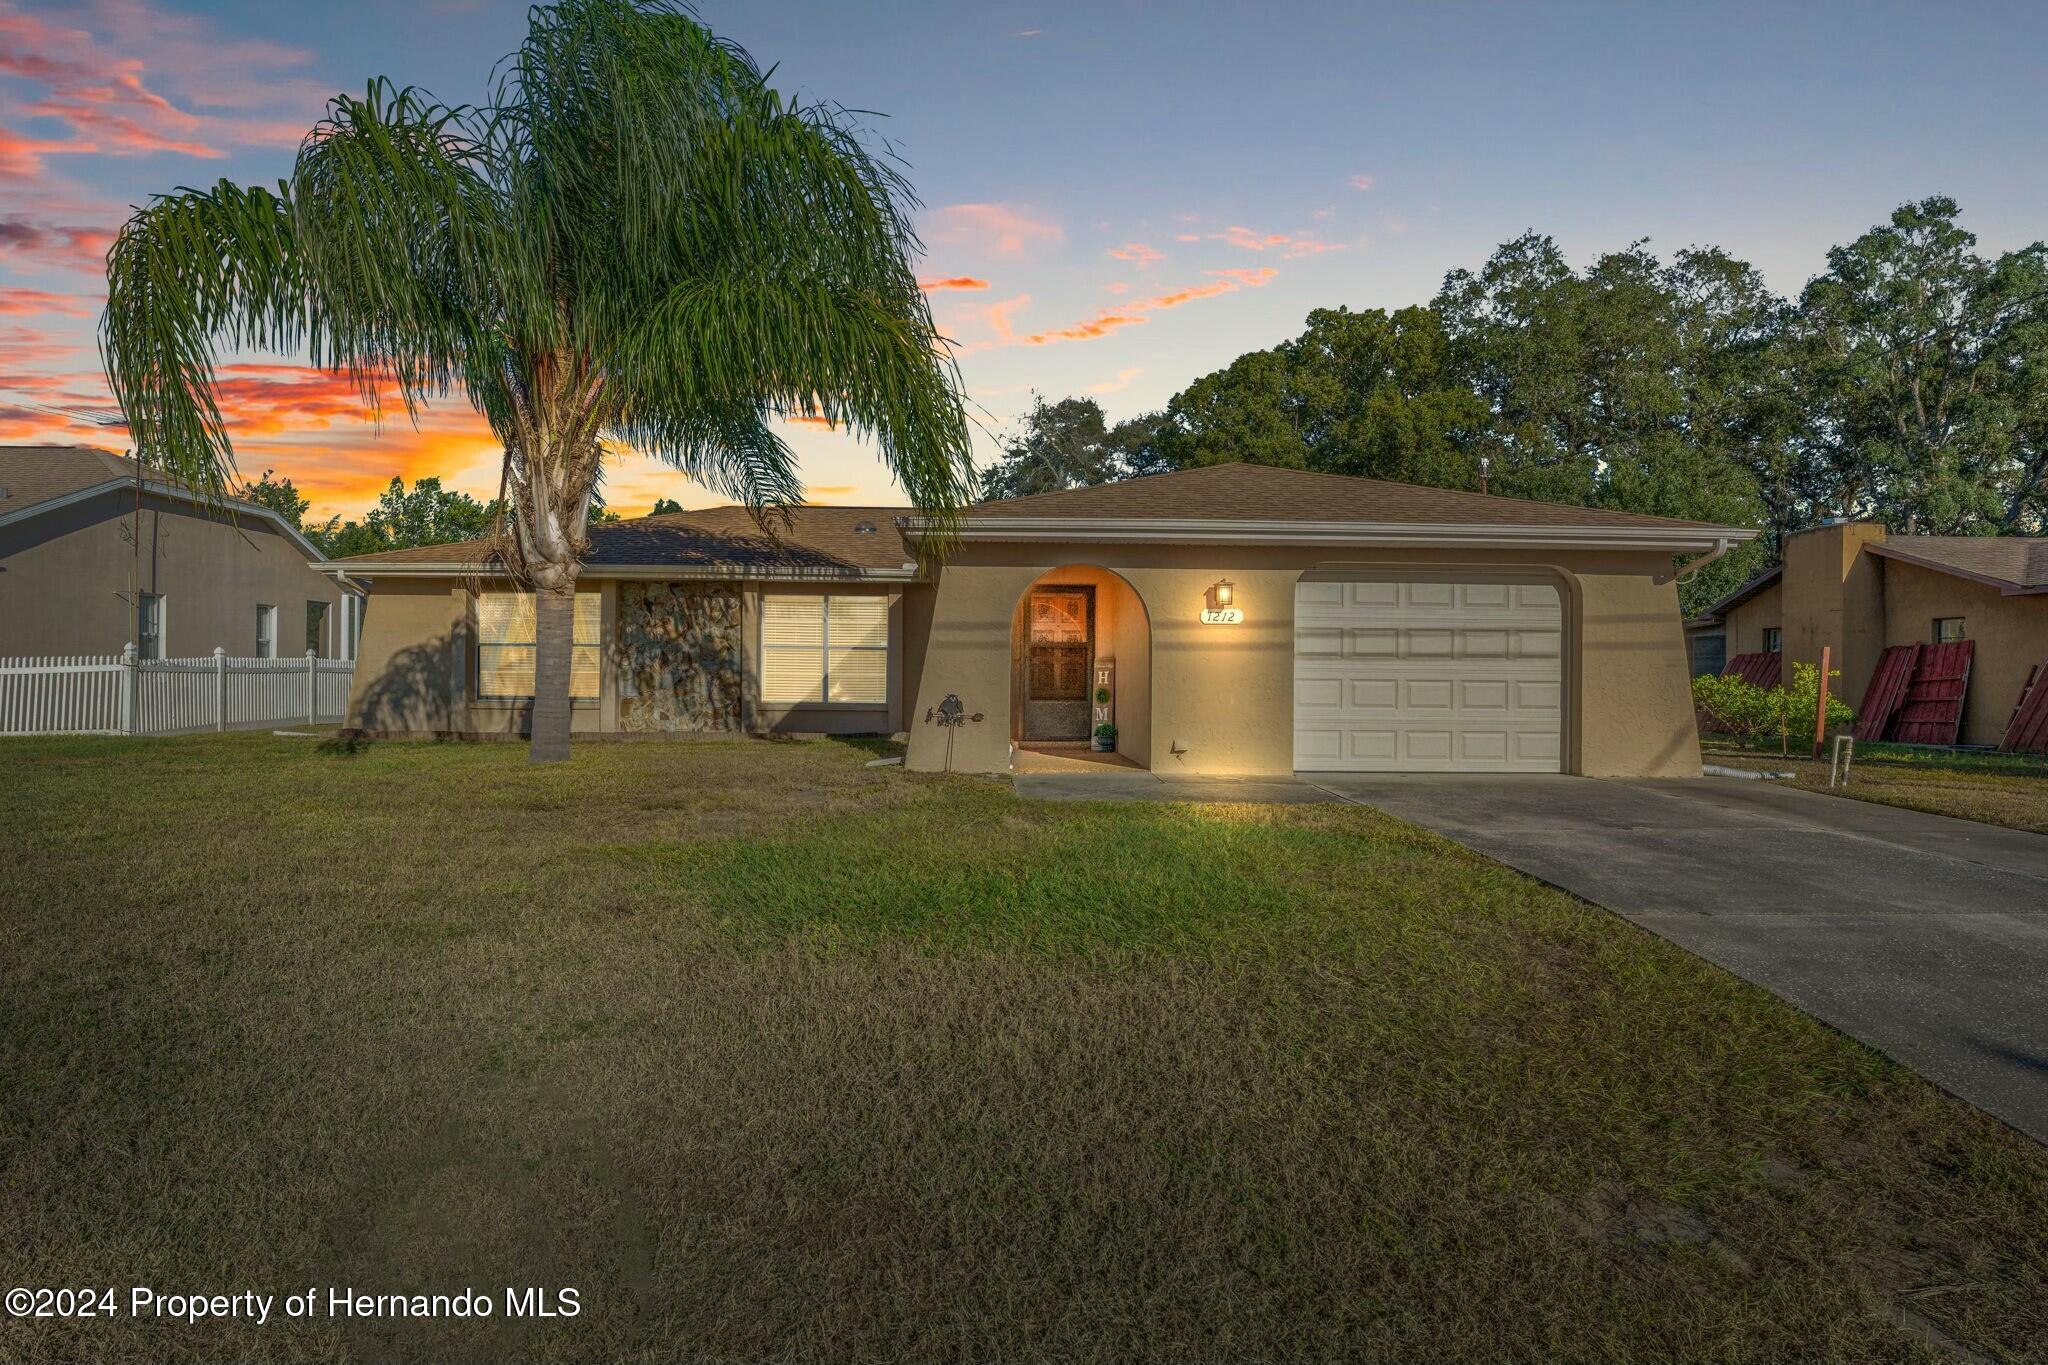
[1705,738,2048,834]
[3,734,2045,1363]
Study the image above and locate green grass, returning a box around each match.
[1705,738,2048,834]
[3,734,2046,1363]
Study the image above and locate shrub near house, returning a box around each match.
[1694,662,1853,753]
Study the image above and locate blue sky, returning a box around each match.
[4,0,2046,516]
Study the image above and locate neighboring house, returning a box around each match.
[1684,520,2048,747]
[0,445,362,660]
[330,463,1750,778]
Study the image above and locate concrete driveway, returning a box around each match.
[1314,774,2048,1144]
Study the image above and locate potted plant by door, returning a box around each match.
[1092,722,1117,753]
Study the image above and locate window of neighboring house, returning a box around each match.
[475,591,601,699]
[341,595,366,661]
[1763,627,1782,653]
[761,595,888,705]
[1690,633,1726,678]
[1935,617,1967,644]
[306,601,329,658]
[137,593,163,660]
[256,604,276,659]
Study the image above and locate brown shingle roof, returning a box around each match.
[962,462,1737,531]
[1867,536,2048,593]
[332,504,917,576]
[0,444,141,511]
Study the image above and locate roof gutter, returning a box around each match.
[1671,533,1744,585]
[312,560,924,583]
[903,515,1757,554]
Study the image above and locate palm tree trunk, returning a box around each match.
[529,587,576,763]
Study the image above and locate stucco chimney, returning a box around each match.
[1781,520,1887,708]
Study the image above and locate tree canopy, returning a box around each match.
[975,197,2046,612]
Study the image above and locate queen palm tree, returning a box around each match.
[102,0,971,761]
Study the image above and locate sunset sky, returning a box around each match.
[4,0,2048,520]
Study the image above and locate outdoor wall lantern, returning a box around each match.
[1201,580,1242,625]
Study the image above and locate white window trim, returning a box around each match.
[759,593,889,708]
[255,604,277,659]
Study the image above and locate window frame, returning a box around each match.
[137,592,164,660]
[759,593,890,708]
[473,590,602,702]
[1934,616,1966,645]
[1762,626,1782,654]
[255,604,276,659]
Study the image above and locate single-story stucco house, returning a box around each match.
[323,462,1753,777]
[1684,519,2048,748]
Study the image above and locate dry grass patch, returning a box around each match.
[1706,742,2048,834]
[2,733,2045,1363]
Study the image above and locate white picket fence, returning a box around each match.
[0,647,355,737]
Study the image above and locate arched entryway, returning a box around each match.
[1010,565,1151,767]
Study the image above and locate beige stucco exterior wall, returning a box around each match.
[1879,558,2048,746]
[0,489,347,657]
[1721,580,1783,658]
[1781,521,1888,707]
[903,541,1701,779]
[347,575,916,738]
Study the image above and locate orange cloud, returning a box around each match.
[0,288,94,316]
[1087,367,1143,395]
[928,203,1061,255]
[784,414,838,430]
[1174,233,1200,242]
[917,276,990,292]
[1010,267,1280,348]
[1108,241,1163,268]
[1211,224,1342,259]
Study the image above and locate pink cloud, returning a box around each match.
[0,126,97,178]
[0,0,320,168]
[1349,174,1376,191]
[927,203,1062,255]
[19,99,222,159]
[0,287,94,316]
[0,215,117,273]
[1208,266,1278,287]
[1104,281,1132,295]
[1108,241,1164,268]
[1087,367,1143,395]
[1174,233,1200,242]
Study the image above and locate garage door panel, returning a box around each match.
[1295,577,1562,773]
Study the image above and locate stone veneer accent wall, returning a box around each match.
[615,582,744,732]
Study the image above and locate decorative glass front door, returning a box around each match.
[1023,587,1092,741]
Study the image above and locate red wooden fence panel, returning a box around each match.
[1724,652,1782,689]
[1853,644,1921,742]
[1889,640,1975,746]
[2001,661,2048,755]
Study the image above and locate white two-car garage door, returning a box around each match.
[1293,577,1563,772]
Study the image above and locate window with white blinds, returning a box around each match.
[761,594,888,704]
[476,592,601,699]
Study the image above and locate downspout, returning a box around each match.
[1669,535,1739,585]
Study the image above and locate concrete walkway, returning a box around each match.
[1016,768,2048,1143]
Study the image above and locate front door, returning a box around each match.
[1023,587,1092,741]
